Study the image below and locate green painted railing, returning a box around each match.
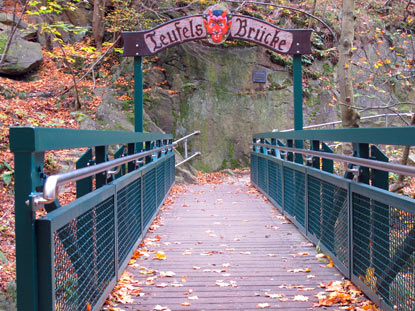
[251,127,415,311]
[10,127,175,311]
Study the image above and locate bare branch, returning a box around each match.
[159,0,200,14]
[223,0,337,40]
[57,35,121,97]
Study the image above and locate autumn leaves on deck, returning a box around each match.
[103,172,379,311]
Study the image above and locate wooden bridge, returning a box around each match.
[106,175,345,310]
[10,127,415,311]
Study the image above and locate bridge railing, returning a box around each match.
[251,127,415,311]
[10,127,175,311]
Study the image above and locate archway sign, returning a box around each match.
[121,5,312,140]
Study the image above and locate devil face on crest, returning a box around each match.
[203,7,232,44]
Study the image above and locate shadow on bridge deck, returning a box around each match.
[103,173,356,310]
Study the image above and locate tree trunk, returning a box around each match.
[42,0,54,51]
[92,0,106,50]
[338,0,359,129]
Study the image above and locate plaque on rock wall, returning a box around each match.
[253,70,267,83]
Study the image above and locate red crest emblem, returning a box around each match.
[203,6,232,45]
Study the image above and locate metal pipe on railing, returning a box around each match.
[278,113,413,132]
[33,144,174,207]
[33,131,203,208]
[253,143,415,178]
[184,139,188,159]
[173,130,201,168]
[173,130,200,145]
[175,152,201,168]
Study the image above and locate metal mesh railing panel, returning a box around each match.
[164,159,170,193]
[268,161,282,206]
[170,156,175,186]
[251,154,258,185]
[283,167,305,226]
[258,156,267,192]
[54,197,115,311]
[157,163,165,207]
[275,163,283,206]
[353,193,415,311]
[268,161,277,203]
[117,177,142,266]
[308,176,348,267]
[143,168,157,227]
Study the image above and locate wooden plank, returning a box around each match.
[105,182,344,310]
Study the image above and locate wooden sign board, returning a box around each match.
[122,14,312,57]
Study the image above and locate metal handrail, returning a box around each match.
[175,152,201,168]
[32,132,202,208]
[278,113,413,132]
[174,130,200,145]
[253,142,415,178]
[174,130,201,167]
[32,144,175,207]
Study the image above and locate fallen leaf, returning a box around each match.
[156,283,169,288]
[152,305,171,311]
[188,295,198,300]
[160,271,176,277]
[86,302,92,311]
[293,295,309,301]
[181,302,191,306]
[155,251,166,260]
[257,303,271,308]
[216,280,230,287]
[265,292,284,299]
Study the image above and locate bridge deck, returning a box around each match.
[105,174,346,310]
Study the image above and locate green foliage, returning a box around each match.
[0,33,7,54]
[106,0,140,32]
[70,111,87,122]
[0,160,14,186]
[44,153,60,174]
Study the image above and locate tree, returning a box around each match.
[92,0,106,50]
[338,0,360,129]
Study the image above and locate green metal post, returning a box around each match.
[76,148,93,198]
[95,145,108,188]
[311,140,320,169]
[134,56,143,133]
[14,151,44,311]
[293,54,304,164]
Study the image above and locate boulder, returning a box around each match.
[0,22,37,41]
[0,32,43,76]
[0,13,37,40]
[0,13,29,29]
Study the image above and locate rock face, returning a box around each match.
[143,42,300,171]
[0,33,43,76]
[0,13,37,40]
[0,13,43,76]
